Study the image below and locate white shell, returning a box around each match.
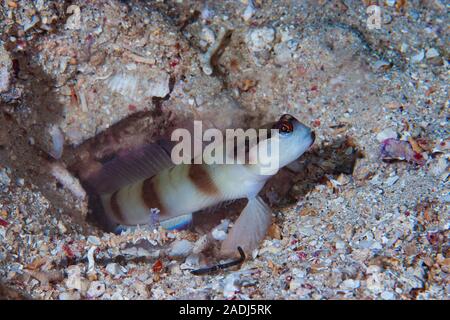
[107,72,170,101]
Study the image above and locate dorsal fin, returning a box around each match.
[86,142,175,194]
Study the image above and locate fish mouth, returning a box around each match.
[309,131,316,147]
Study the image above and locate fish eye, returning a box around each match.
[273,120,293,135]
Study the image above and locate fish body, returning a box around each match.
[94,114,315,255]
[102,162,266,225]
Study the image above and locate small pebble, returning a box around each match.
[0,44,12,93]
[87,236,101,245]
[212,228,227,241]
[65,5,81,30]
[87,281,105,298]
[386,0,396,6]
[111,291,124,300]
[411,50,425,63]
[381,291,395,300]
[200,27,216,44]
[376,128,397,142]
[180,253,200,270]
[341,279,360,290]
[223,273,240,298]
[335,240,346,250]
[105,263,125,277]
[366,274,383,294]
[367,265,382,274]
[425,48,440,59]
[372,60,391,71]
[242,0,256,21]
[59,291,81,300]
[193,234,209,254]
[384,175,399,187]
[65,266,86,292]
[201,5,213,20]
[247,27,275,52]
[400,42,409,53]
[0,169,11,187]
[57,221,67,234]
[168,239,194,258]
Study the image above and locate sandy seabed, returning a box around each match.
[0,0,448,300]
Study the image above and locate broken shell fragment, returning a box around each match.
[87,281,105,298]
[65,5,81,30]
[246,26,275,65]
[411,50,425,63]
[0,44,12,94]
[48,125,65,159]
[107,72,170,101]
[50,163,86,200]
[380,138,426,165]
[242,0,256,22]
[168,240,194,258]
[247,27,275,52]
[376,128,397,142]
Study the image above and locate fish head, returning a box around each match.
[269,114,315,169]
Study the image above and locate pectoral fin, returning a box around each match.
[220,196,272,257]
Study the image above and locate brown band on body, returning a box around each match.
[110,191,125,223]
[188,164,220,195]
[142,177,166,214]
